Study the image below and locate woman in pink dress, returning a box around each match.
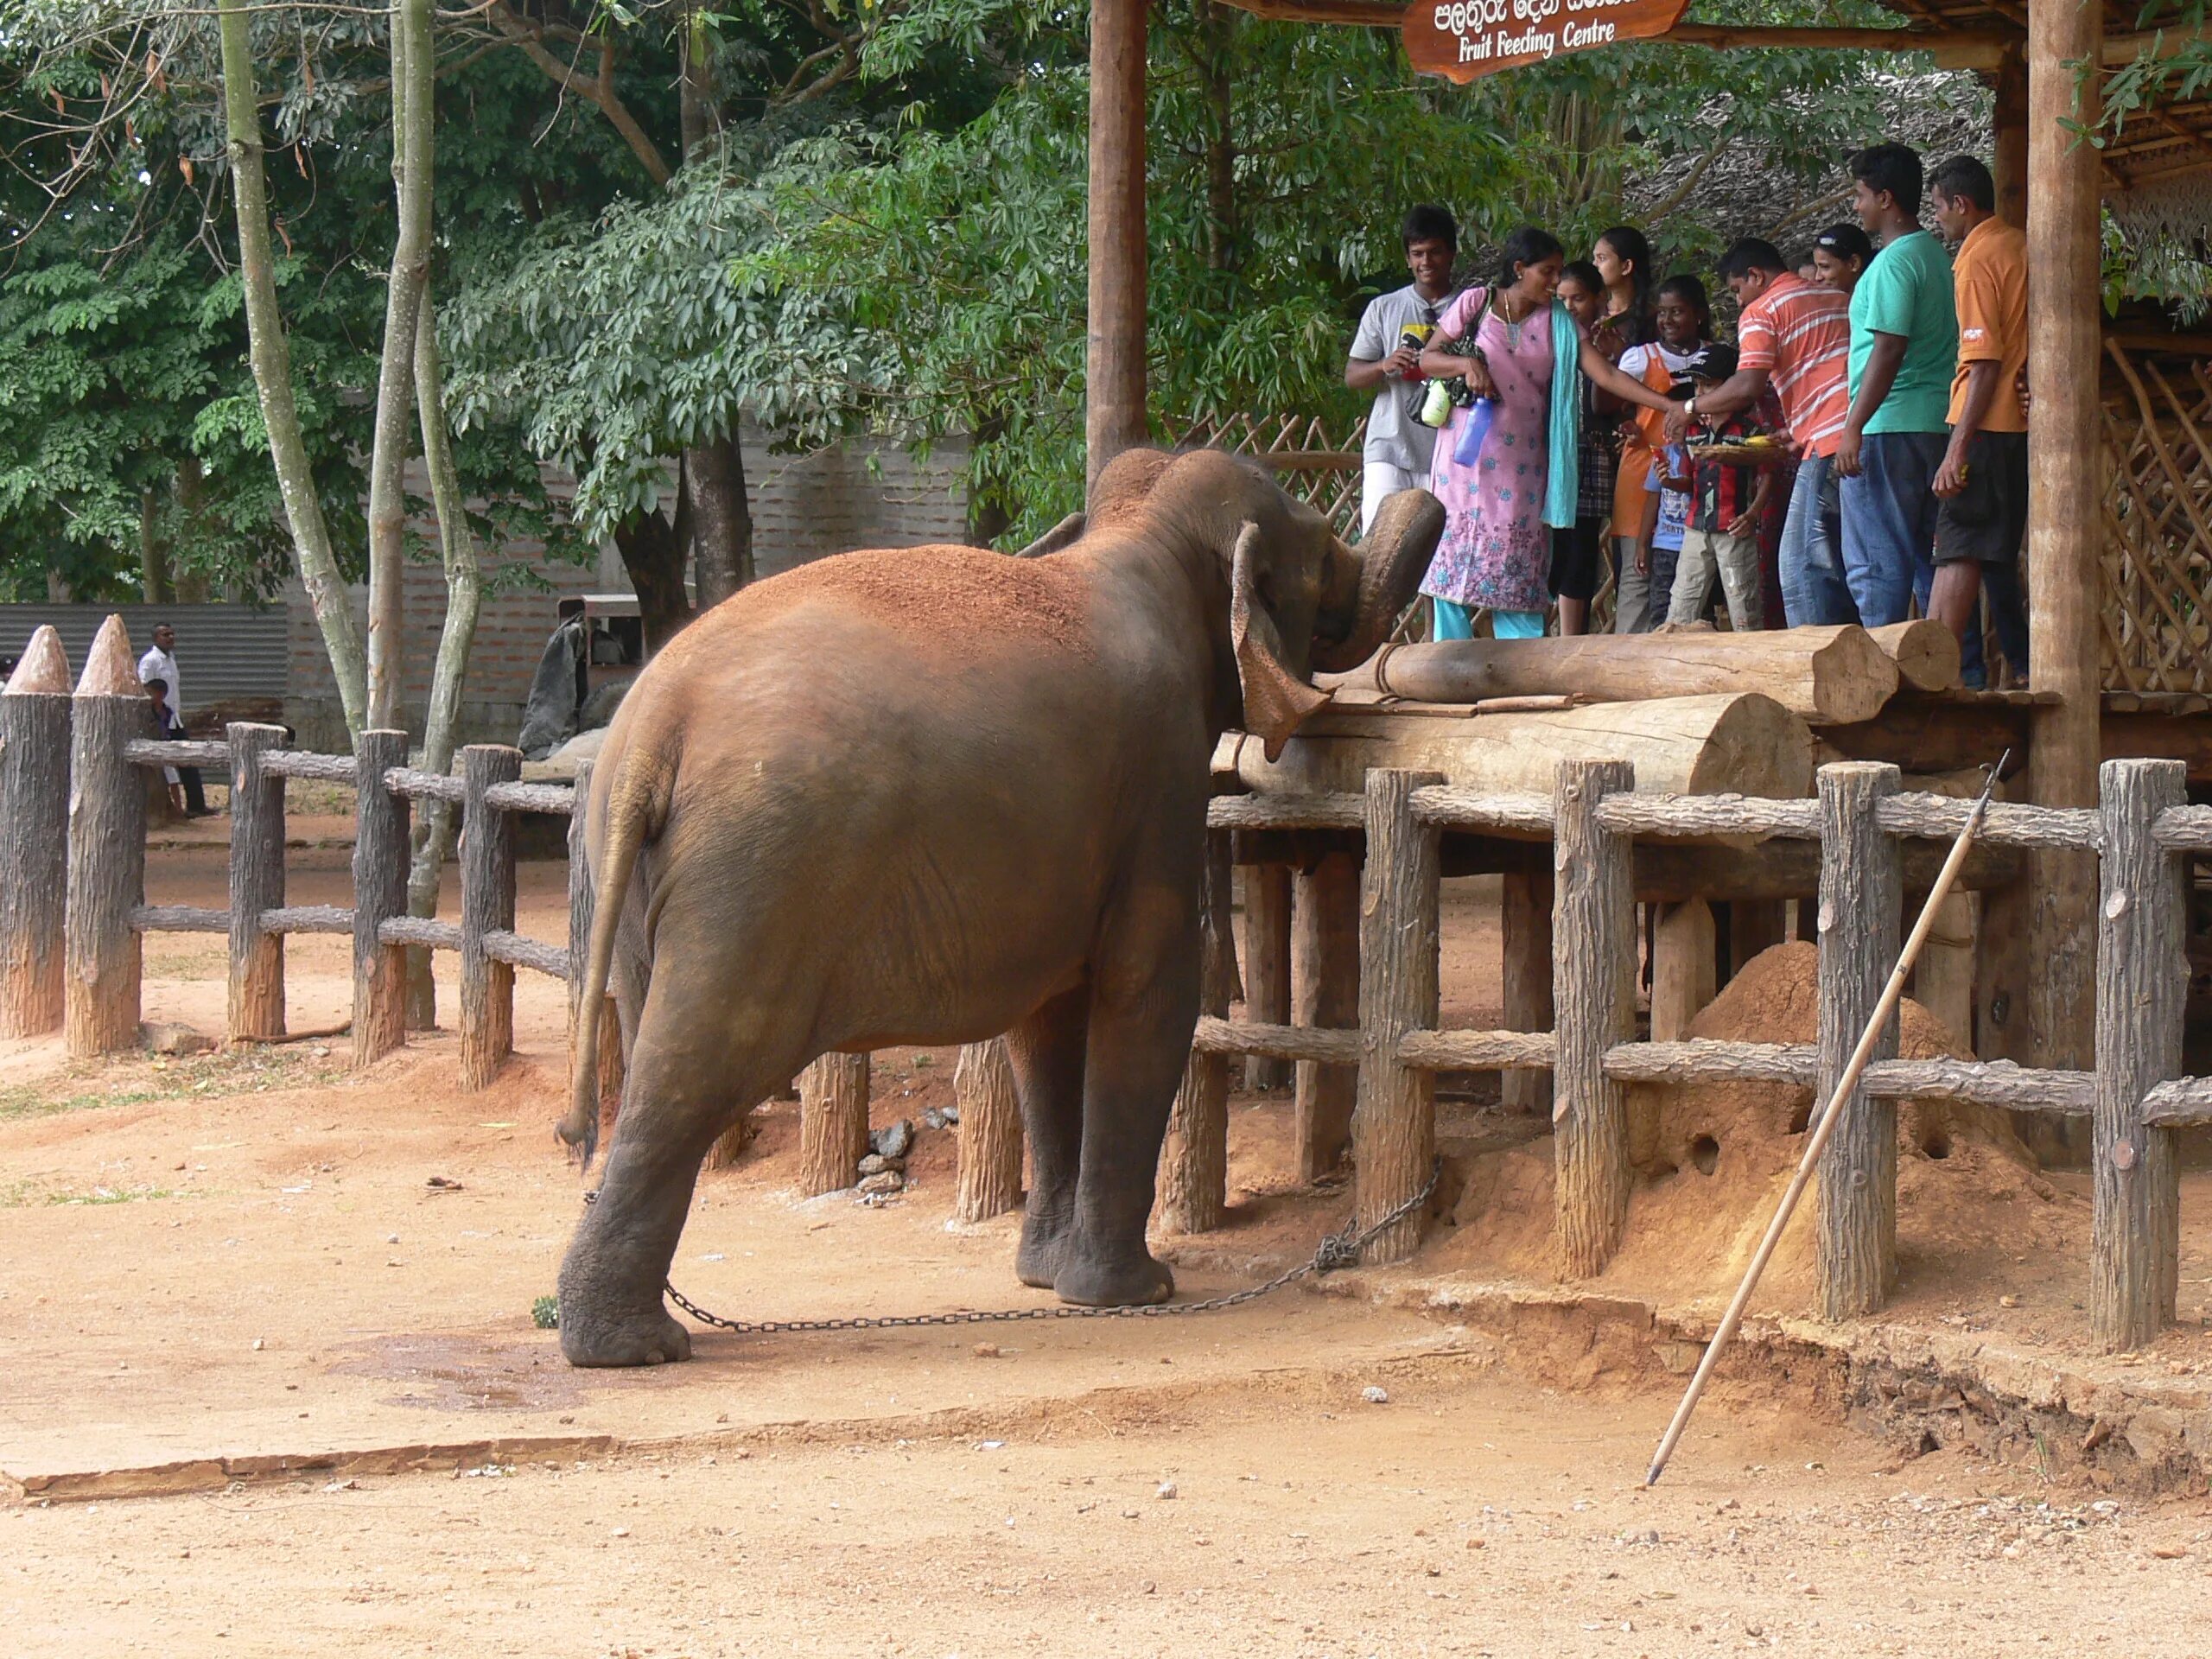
[1417,226,1680,638]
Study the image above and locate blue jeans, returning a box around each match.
[1841,430,1984,683]
[1779,454,1856,626]
[1432,601,1543,640]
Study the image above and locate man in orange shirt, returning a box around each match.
[1929,155,2030,677]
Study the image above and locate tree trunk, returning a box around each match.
[139,487,171,604]
[613,505,695,654]
[686,441,753,609]
[402,293,485,1027]
[365,0,436,730]
[1198,1,1240,273]
[217,0,368,740]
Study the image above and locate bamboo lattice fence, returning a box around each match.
[2101,339,2212,696]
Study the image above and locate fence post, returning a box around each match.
[1294,849,1361,1180]
[459,744,520,1090]
[351,728,410,1068]
[1650,899,1717,1042]
[1815,761,1902,1319]
[565,756,596,1090]
[798,1052,872,1195]
[226,722,288,1041]
[1355,768,1442,1262]
[1501,870,1555,1113]
[66,617,152,1057]
[1,627,71,1038]
[1243,864,1293,1090]
[955,1037,1025,1222]
[1554,757,1635,1276]
[2094,757,2185,1350]
[1161,830,1236,1234]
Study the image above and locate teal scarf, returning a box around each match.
[1544,296,1580,531]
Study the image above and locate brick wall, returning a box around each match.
[283,432,969,752]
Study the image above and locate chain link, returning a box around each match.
[589,1159,1441,1338]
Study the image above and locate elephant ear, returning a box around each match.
[1230,520,1332,762]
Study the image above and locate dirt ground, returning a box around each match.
[7,838,2212,1656]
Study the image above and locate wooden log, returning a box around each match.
[1597,794,1820,841]
[1500,871,1554,1113]
[0,627,71,1037]
[1993,43,2027,228]
[383,766,467,804]
[2093,759,2185,1350]
[954,1038,1024,1223]
[458,744,520,1090]
[132,905,230,934]
[1353,770,1441,1263]
[1866,620,1961,693]
[261,749,357,783]
[1651,899,1716,1043]
[261,905,353,935]
[2024,0,2103,1079]
[1878,794,2100,850]
[380,915,462,951]
[482,780,578,816]
[2141,1076,2212,1128]
[482,930,569,977]
[66,617,151,1058]
[1606,1039,1817,1086]
[1397,1027,1556,1071]
[1232,695,1813,800]
[1553,758,1636,1277]
[1293,849,1361,1181]
[1601,1039,2094,1115]
[1161,832,1235,1234]
[1084,0,1147,486]
[1815,762,1902,1320]
[1912,891,1976,1051]
[798,1052,871,1196]
[353,731,412,1069]
[566,757,597,1108]
[1191,1016,1363,1065]
[225,722,288,1041]
[1242,865,1293,1090]
[127,738,229,770]
[1332,630,1897,725]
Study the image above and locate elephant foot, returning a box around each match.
[558,1302,694,1369]
[1015,1205,1074,1290]
[1053,1249,1174,1309]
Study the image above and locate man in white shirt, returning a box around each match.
[1344,205,1457,535]
[138,621,212,816]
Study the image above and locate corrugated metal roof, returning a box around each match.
[0,604,289,711]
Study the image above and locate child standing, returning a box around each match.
[1611,276,1711,632]
[144,677,188,818]
[1550,261,1616,636]
[1666,342,1777,629]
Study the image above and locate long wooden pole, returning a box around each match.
[1085,0,1147,488]
[1644,760,2002,1488]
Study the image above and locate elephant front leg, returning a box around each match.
[1053,913,1199,1308]
[1004,986,1089,1289]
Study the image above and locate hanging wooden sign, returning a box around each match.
[1404,0,1692,83]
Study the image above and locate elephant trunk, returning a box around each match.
[1307,488,1446,675]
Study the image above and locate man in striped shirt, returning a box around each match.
[1671,238,1856,626]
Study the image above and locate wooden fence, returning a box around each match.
[1156,757,2212,1353]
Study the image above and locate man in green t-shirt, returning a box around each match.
[1833,143,1959,633]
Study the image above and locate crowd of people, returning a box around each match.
[1344,143,2030,683]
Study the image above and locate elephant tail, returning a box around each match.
[557,737,673,1168]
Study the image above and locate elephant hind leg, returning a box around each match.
[1004,984,1089,1289]
[557,972,811,1367]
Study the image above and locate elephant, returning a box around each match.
[553,446,1444,1366]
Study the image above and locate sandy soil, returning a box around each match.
[7,842,2212,1656]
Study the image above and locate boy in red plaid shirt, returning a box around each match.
[1665,342,1781,629]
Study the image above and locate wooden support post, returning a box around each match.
[1084,0,1147,487]
[954,1038,1024,1223]
[1293,849,1361,1180]
[0,628,71,1038]
[1162,831,1236,1234]
[1553,759,1636,1276]
[2022,0,2102,1076]
[1501,871,1554,1113]
[66,617,151,1058]
[1650,899,1717,1043]
[798,1052,871,1196]
[226,722,288,1042]
[1354,770,1441,1262]
[1993,44,2027,229]
[351,729,410,1067]
[2093,759,2185,1350]
[1815,762,1902,1319]
[1726,899,1789,979]
[458,744,519,1090]
[1243,865,1293,1090]
[1913,891,1976,1051]
[564,757,595,1057]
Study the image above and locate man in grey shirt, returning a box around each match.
[1344,204,1457,535]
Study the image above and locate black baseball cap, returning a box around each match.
[1683,342,1738,383]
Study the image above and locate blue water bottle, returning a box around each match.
[1452,397,1495,467]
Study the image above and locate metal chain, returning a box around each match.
[589,1158,1441,1337]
